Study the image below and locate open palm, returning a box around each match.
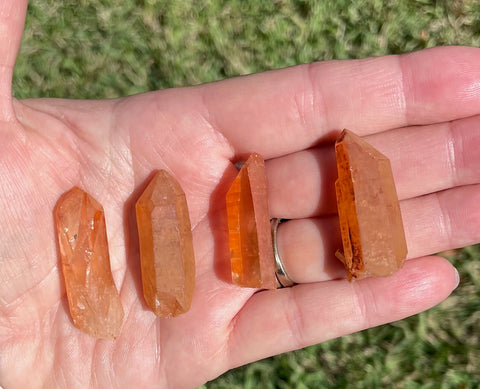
[1,2,479,388]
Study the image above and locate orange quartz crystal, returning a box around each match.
[136,170,195,317]
[335,129,407,280]
[226,153,277,289]
[54,187,124,339]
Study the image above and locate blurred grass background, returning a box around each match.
[12,0,480,387]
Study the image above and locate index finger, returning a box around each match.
[198,46,480,158]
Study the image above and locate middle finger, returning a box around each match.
[267,115,480,218]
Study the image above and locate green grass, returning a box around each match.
[13,0,480,99]
[12,0,480,388]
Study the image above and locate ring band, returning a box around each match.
[271,218,296,288]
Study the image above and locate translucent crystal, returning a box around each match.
[226,153,276,289]
[136,170,195,317]
[54,187,124,339]
[335,130,407,280]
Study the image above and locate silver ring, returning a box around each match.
[271,218,296,288]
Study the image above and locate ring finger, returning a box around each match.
[276,184,480,283]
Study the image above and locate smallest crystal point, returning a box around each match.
[226,153,277,289]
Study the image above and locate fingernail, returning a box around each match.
[454,267,460,289]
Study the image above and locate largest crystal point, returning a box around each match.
[226,153,276,289]
[54,187,124,339]
[136,170,195,317]
[335,129,407,280]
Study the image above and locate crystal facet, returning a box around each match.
[54,187,124,339]
[226,153,276,289]
[136,170,195,317]
[335,129,407,280]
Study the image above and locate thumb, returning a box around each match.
[0,0,28,121]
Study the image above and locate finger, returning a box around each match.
[267,115,480,218]
[276,184,479,283]
[227,257,458,368]
[0,0,28,121]
[199,46,480,157]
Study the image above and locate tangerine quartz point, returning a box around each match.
[335,129,407,281]
[136,170,195,317]
[226,153,277,289]
[54,187,124,339]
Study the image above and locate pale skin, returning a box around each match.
[0,1,479,388]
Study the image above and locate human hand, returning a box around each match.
[1,1,479,388]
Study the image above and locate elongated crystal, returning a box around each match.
[136,170,195,317]
[54,187,124,339]
[335,129,407,280]
[226,153,276,289]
